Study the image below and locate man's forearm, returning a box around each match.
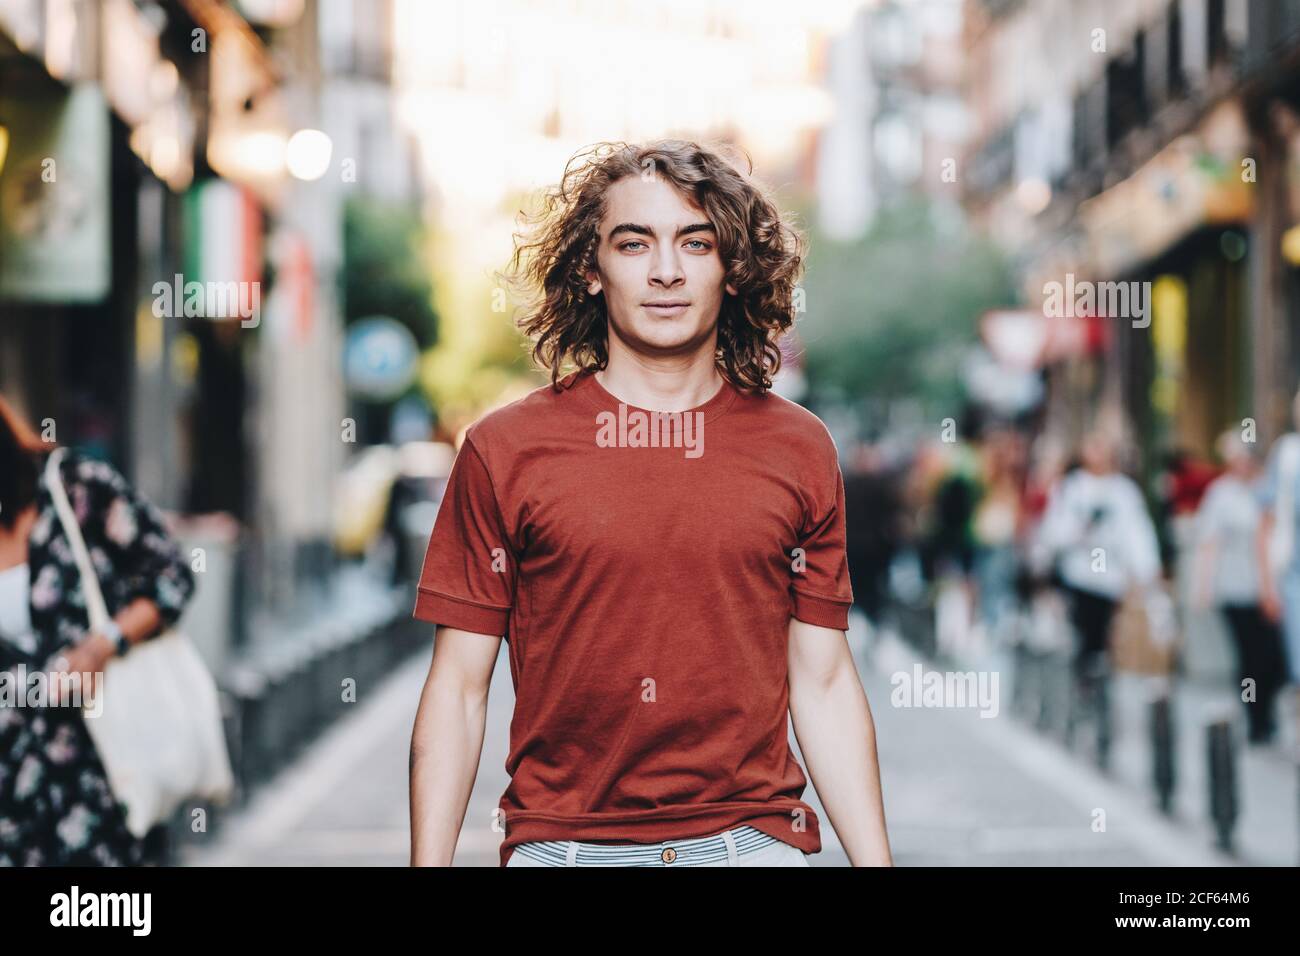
[789,656,893,866]
[409,671,490,866]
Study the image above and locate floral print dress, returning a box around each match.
[0,448,196,866]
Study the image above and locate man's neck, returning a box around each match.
[595,349,724,414]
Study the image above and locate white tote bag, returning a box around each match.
[44,448,234,839]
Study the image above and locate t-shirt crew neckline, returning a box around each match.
[569,368,739,424]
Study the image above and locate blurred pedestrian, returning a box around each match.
[843,442,903,628]
[919,437,982,659]
[1155,446,1222,576]
[971,429,1025,635]
[1032,429,1167,686]
[0,395,196,865]
[1193,429,1286,744]
[922,440,980,583]
[1256,390,1300,726]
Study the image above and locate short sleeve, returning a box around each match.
[412,437,516,637]
[790,452,854,629]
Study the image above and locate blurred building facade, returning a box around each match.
[0,0,421,652]
[961,0,1300,465]
[817,0,970,240]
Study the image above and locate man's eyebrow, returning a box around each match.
[608,222,653,239]
[607,222,717,240]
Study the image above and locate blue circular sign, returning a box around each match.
[344,316,419,400]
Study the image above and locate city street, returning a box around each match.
[9,0,1300,910]
[182,612,1231,867]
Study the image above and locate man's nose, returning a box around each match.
[648,248,685,287]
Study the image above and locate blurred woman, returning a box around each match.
[0,395,195,865]
[1194,430,1287,744]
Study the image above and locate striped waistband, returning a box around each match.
[511,825,780,867]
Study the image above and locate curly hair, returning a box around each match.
[506,139,804,393]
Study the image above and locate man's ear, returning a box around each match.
[725,281,738,297]
[586,271,602,296]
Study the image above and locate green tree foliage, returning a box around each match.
[341,196,439,346]
[799,198,1015,415]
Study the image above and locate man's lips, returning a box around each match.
[643,301,691,315]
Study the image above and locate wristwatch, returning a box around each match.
[99,619,130,657]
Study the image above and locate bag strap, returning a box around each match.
[44,448,112,632]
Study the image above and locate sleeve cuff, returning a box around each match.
[413,588,510,636]
[791,590,851,630]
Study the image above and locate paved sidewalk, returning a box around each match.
[1107,673,1299,866]
[183,614,1233,866]
[858,622,1231,866]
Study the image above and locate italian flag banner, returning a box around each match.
[182,179,263,318]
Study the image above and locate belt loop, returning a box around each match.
[565,840,579,867]
[720,829,739,866]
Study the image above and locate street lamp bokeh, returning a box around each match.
[285,128,333,181]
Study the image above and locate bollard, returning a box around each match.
[261,646,297,767]
[215,688,243,809]
[1064,660,1086,749]
[1149,695,1175,814]
[1036,650,1056,732]
[315,624,347,730]
[1013,641,1042,726]
[1206,719,1237,853]
[225,665,270,788]
[302,636,329,736]
[283,640,315,759]
[1010,641,1028,720]
[1094,672,1112,771]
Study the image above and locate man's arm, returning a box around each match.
[786,617,893,866]
[409,625,502,866]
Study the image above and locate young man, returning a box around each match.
[408,140,893,867]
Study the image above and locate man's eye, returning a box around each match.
[620,241,647,251]
[684,239,710,250]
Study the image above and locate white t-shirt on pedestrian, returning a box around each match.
[1034,468,1161,600]
[1196,474,1262,605]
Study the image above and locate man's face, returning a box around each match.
[586,175,737,358]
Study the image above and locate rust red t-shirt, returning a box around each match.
[413,368,853,866]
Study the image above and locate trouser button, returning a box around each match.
[661,847,677,863]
